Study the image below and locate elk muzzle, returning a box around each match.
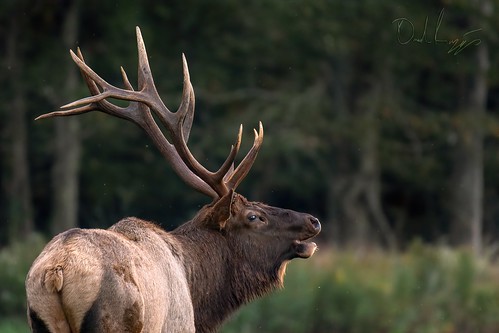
[292,215,321,259]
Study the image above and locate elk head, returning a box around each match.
[34,26,320,332]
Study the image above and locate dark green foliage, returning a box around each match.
[0,234,45,317]
[222,245,499,333]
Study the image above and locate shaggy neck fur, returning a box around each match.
[172,211,287,333]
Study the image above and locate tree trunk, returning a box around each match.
[343,77,396,250]
[449,1,490,254]
[322,54,396,249]
[2,15,34,245]
[50,0,81,234]
[361,98,397,250]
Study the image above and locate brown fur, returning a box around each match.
[26,193,320,333]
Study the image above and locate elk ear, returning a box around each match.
[207,190,236,230]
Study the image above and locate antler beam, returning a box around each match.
[37,26,263,200]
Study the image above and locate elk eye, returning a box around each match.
[248,214,258,222]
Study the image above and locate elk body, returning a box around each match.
[26,27,321,333]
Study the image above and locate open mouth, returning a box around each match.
[290,215,320,259]
[292,239,318,259]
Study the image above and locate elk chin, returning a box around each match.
[292,240,317,259]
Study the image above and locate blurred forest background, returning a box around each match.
[2,0,499,332]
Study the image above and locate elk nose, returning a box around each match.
[308,216,321,232]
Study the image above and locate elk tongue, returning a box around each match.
[292,240,317,258]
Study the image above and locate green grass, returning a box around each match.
[221,243,499,333]
[0,234,45,333]
[0,317,29,333]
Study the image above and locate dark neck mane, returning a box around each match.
[171,222,284,333]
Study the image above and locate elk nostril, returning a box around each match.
[309,216,321,231]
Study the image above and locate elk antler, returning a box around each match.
[37,26,264,200]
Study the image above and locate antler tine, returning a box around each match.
[134,30,196,152]
[78,48,142,123]
[176,56,242,181]
[214,125,243,180]
[35,48,137,122]
[135,26,178,128]
[225,122,264,191]
[158,54,240,197]
[178,53,195,143]
[78,47,134,99]
[61,50,147,112]
[35,104,95,120]
[135,26,171,105]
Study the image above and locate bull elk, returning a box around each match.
[26,27,321,333]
